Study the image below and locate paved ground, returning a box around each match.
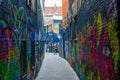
[35,53,79,80]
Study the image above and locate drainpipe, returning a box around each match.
[63,29,66,58]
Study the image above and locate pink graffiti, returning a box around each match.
[98,25,115,80]
[77,24,115,79]
[0,29,16,62]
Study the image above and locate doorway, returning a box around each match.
[20,41,27,79]
[31,41,35,77]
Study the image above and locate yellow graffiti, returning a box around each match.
[81,33,85,46]
[9,48,19,55]
[87,71,93,80]
[15,19,20,28]
[9,49,15,55]
[82,65,86,73]
[87,23,90,29]
[13,5,18,17]
[27,63,31,78]
[94,12,103,47]
[106,20,119,73]
[88,25,91,38]
[97,71,101,80]
[83,24,87,30]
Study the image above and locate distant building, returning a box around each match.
[62,0,69,29]
[43,0,62,34]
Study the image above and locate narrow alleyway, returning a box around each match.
[35,53,79,80]
[0,0,120,80]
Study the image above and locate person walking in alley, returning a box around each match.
[54,43,58,54]
[46,42,51,53]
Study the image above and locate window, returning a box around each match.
[27,0,31,7]
[27,0,37,12]
[31,0,37,12]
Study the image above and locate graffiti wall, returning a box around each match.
[0,0,20,79]
[76,16,119,80]
[0,0,42,80]
[0,25,19,80]
[66,0,120,80]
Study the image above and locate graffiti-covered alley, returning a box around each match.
[0,0,120,80]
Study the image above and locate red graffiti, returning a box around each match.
[77,24,116,80]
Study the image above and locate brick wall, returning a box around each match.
[65,0,120,80]
[0,0,44,79]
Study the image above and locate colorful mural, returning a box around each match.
[65,0,120,80]
[0,0,43,80]
[67,13,119,80]
[0,19,19,80]
[0,1,20,78]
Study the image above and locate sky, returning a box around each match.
[45,0,62,7]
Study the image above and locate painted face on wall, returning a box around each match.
[102,45,111,58]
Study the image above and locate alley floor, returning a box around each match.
[35,53,79,80]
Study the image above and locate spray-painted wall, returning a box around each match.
[0,0,43,80]
[0,0,20,79]
[65,0,120,80]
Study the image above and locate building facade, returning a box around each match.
[61,0,120,80]
[44,0,62,34]
[0,0,44,79]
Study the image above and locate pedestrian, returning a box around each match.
[47,42,51,53]
[54,44,58,54]
[46,44,49,52]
